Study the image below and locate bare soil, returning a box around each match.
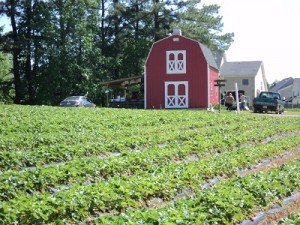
[239,146,300,225]
[258,196,300,225]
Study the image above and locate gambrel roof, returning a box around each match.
[146,33,219,71]
[220,61,263,77]
[199,43,218,70]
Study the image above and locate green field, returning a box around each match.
[278,211,300,224]
[0,105,299,224]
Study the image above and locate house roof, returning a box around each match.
[213,51,226,69]
[294,78,300,88]
[199,43,218,70]
[220,61,263,77]
[269,77,294,92]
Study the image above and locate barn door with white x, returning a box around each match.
[165,81,188,108]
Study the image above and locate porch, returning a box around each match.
[100,75,144,109]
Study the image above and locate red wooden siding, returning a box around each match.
[145,34,218,109]
[209,67,219,105]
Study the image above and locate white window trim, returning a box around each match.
[166,50,186,74]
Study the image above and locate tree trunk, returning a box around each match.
[100,0,105,52]
[25,0,35,104]
[9,0,22,104]
[153,0,160,41]
[58,0,68,92]
[134,2,139,40]
[113,0,120,79]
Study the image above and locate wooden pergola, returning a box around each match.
[100,75,143,88]
[100,75,144,108]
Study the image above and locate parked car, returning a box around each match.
[253,91,284,114]
[59,96,96,107]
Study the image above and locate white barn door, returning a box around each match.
[165,81,188,108]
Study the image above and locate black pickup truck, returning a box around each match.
[253,91,285,114]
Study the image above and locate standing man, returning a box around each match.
[239,93,247,110]
[225,92,234,111]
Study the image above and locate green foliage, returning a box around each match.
[0,106,300,224]
[0,0,233,105]
[174,3,234,51]
[278,212,300,224]
[0,52,13,103]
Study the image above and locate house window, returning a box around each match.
[166,50,186,74]
[242,79,249,86]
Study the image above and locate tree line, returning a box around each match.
[0,0,233,105]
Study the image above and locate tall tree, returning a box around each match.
[0,1,23,103]
[34,0,104,103]
[0,0,234,105]
[23,0,35,103]
[174,2,234,52]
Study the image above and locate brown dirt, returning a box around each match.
[258,195,300,225]
[239,146,300,225]
[86,141,300,223]
[147,146,300,210]
[238,147,300,177]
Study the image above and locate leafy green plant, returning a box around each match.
[0,105,299,224]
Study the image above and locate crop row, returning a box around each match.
[1,105,298,146]
[1,108,297,152]
[97,159,300,224]
[278,212,300,224]
[0,133,299,224]
[1,105,299,225]
[1,114,298,171]
[1,130,299,202]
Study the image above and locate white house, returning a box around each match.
[270,77,300,106]
[219,61,268,106]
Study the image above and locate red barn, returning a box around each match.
[145,29,219,109]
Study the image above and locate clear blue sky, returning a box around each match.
[203,0,300,84]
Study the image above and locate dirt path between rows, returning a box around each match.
[238,147,300,177]
[258,195,300,225]
[239,146,300,225]
[89,143,300,224]
[147,146,300,222]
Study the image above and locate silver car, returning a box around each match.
[59,96,96,107]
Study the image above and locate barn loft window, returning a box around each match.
[166,50,186,74]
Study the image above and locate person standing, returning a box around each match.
[239,93,247,110]
[225,93,234,111]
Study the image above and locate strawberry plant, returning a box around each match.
[0,104,299,224]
